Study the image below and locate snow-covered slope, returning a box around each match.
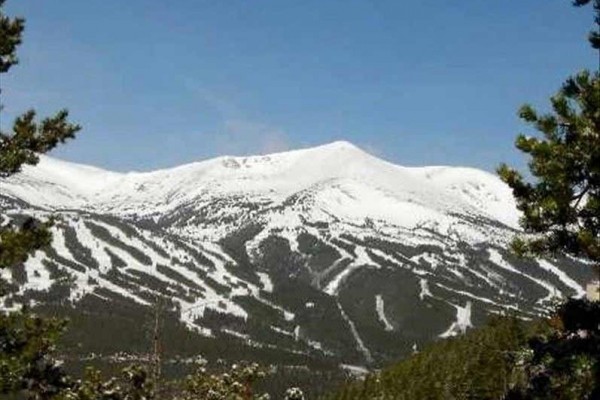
[2,141,519,228]
[1,141,592,366]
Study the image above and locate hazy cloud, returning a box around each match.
[215,119,291,156]
[183,81,292,156]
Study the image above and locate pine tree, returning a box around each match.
[496,2,600,398]
[0,1,80,397]
[497,3,599,269]
[572,0,600,49]
[497,69,599,270]
[0,0,80,272]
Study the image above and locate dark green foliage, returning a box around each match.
[104,247,126,269]
[169,237,215,269]
[44,246,87,273]
[0,217,52,270]
[329,238,356,257]
[219,223,263,284]
[94,213,171,260]
[0,0,80,175]
[572,0,600,49]
[0,109,80,177]
[506,299,600,400]
[256,235,308,284]
[337,266,456,365]
[85,221,152,266]
[0,2,80,397]
[325,316,531,400]
[265,279,363,363]
[63,225,100,270]
[177,362,269,400]
[297,232,341,273]
[33,294,340,397]
[496,6,600,398]
[10,256,28,285]
[0,311,71,398]
[53,365,154,400]
[155,263,205,294]
[0,0,23,74]
[0,2,80,176]
[497,70,599,266]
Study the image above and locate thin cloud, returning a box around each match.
[183,81,292,156]
[215,119,291,156]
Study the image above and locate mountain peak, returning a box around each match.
[2,139,520,228]
[319,140,360,150]
[310,140,368,155]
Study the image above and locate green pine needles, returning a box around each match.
[497,70,599,268]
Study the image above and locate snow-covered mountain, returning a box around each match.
[0,141,592,367]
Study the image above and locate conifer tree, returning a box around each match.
[0,0,80,271]
[496,2,600,398]
[497,3,599,268]
[572,0,600,49]
[0,1,80,397]
[497,70,599,270]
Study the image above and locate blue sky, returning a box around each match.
[1,0,597,172]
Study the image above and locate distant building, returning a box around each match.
[586,280,599,301]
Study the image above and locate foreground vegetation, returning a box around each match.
[326,299,599,399]
[2,298,596,399]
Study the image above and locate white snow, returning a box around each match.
[419,278,433,300]
[536,260,585,298]
[340,364,369,376]
[3,142,520,232]
[440,301,472,338]
[3,140,588,343]
[375,295,394,331]
[324,246,373,295]
[21,251,52,293]
[487,249,562,303]
[337,301,373,363]
[221,328,249,340]
[256,272,273,292]
[270,325,294,337]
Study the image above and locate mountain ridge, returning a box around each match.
[0,140,592,372]
[3,141,519,228]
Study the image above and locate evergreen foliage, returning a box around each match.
[0,0,23,74]
[0,0,80,271]
[496,2,600,398]
[175,363,270,400]
[324,316,532,400]
[506,299,600,399]
[497,0,599,274]
[572,0,600,49]
[0,1,80,397]
[52,366,155,400]
[0,311,70,397]
[497,69,599,266]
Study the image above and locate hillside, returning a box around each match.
[0,141,592,379]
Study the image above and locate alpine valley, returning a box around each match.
[0,141,593,391]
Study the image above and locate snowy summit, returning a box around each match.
[3,141,519,229]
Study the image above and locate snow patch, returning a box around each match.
[375,294,394,331]
[440,301,472,338]
[419,278,433,300]
[488,249,562,303]
[537,260,585,298]
[256,272,273,292]
[324,246,372,295]
[337,302,373,363]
